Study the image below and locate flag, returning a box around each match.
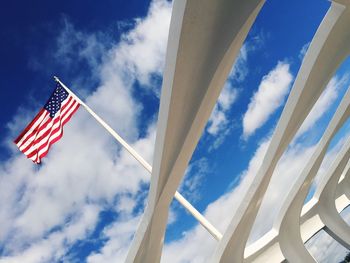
[14,82,80,164]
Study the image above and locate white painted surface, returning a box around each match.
[212,1,350,262]
[125,0,265,262]
[122,0,350,262]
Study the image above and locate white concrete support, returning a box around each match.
[125,0,265,262]
[244,191,350,263]
[338,166,350,199]
[212,1,350,262]
[315,144,350,249]
[275,85,350,262]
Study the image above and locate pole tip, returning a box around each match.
[53,76,59,82]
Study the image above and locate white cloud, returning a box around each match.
[205,43,250,149]
[0,204,100,263]
[230,44,249,83]
[207,85,238,136]
[0,0,171,262]
[299,42,310,61]
[179,158,210,203]
[55,18,107,69]
[230,33,265,83]
[115,0,171,90]
[242,61,293,139]
[86,215,142,263]
[205,68,239,152]
[206,34,265,150]
[295,75,349,140]
[161,129,347,262]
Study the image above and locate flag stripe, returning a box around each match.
[26,101,79,160]
[25,100,79,158]
[14,110,49,145]
[33,103,80,163]
[16,113,51,148]
[20,100,75,152]
[20,97,76,153]
[34,103,80,163]
[17,97,74,151]
[32,101,80,158]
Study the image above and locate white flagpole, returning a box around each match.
[54,76,223,241]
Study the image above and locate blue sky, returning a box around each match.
[1,0,350,262]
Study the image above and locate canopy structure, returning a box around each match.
[125,0,350,262]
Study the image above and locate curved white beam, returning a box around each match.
[125,0,265,262]
[275,90,350,262]
[244,192,350,262]
[344,169,350,198]
[315,145,350,249]
[338,167,350,199]
[244,164,350,262]
[244,169,350,262]
[211,1,350,262]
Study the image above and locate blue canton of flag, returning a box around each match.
[44,84,69,118]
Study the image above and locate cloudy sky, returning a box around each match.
[1,0,350,262]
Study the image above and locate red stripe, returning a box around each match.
[30,97,73,138]
[16,112,50,148]
[36,129,64,162]
[22,113,63,154]
[36,104,80,162]
[26,113,66,158]
[14,109,47,144]
[35,102,79,156]
[21,98,76,154]
[61,103,80,127]
[26,101,79,159]
[17,97,74,148]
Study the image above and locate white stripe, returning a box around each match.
[31,101,79,160]
[36,101,79,157]
[23,100,77,157]
[17,113,51,150]
[29,154,39,163]
[32,103,79,163]
[16,111,48,147]
[20,97,76,152]
[18,97,73,150]
[17,96,73,148]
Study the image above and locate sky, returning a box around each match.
[1,0,350,262]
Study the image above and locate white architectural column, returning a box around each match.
[212,1,350,262]
[338,166,350,199]
[244,179,350,262]
[315,143,350,249]
[125,0,265,262]
[275,83,350,263]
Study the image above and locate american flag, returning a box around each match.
[14,82,80,164]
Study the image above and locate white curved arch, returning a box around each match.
[315,144,350,249]
[242,157,350,262]
[338,166,350,199]
[125,0,265,262]
[276,90,350,262]
[211,1,350,262]
[244,190,350,262]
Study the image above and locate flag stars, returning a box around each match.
[44,83,69,118]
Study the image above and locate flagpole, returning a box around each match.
[54,76,223,241]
